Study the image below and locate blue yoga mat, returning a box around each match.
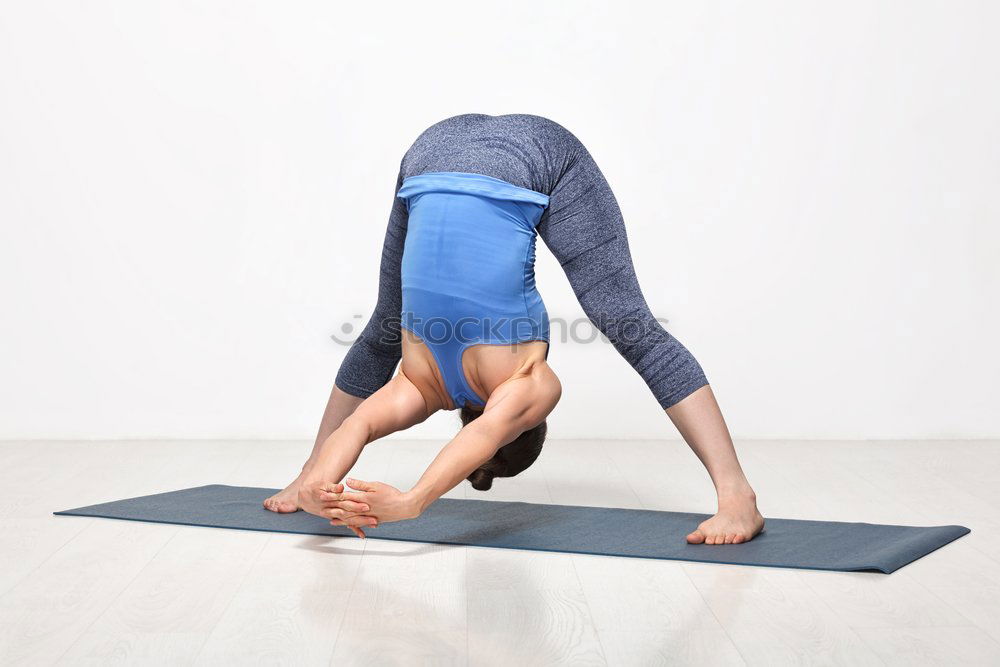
[54,484,969,573]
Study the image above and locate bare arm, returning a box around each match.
[297,370,431,523]
[332,362,561,525]
[409,364,560,513]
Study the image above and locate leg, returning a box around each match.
[266,166,409,512]
[666,386,764,544]
[538,128,763,542]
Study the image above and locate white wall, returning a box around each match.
[1,1,997,440]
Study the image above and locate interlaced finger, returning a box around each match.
[320,489,368,503]
[320,499,370,513]
[323,507,374,521]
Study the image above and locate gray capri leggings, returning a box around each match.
[335,113,708,409]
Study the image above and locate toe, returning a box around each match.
[733,534,745,544]
[724,534,735,544]
[686,530,706,544]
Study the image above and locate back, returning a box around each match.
[396,171,551,409]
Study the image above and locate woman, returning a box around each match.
[266,113,765,545]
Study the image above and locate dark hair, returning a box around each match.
[460,405,547,491]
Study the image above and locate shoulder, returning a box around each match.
[526,359,562,407]
[483,360,561,434]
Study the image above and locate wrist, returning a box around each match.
[404,487,430,518]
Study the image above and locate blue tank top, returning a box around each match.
[397,171,550,409]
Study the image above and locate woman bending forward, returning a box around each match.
[267,114,765,545]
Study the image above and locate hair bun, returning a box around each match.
[468,467,495,491]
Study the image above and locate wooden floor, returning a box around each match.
[1,438,997,666]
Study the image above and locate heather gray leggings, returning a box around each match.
[335,114,708,409]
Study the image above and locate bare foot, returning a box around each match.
[263,470,310,513]
[686,491,765,545]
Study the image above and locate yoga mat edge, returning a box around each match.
[54,484,970,574]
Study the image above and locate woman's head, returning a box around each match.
[460,405,546,491]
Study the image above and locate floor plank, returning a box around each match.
[855,625,1000,665]
[0,520,177,665]
[57,527,268,665]
[193,534,364,666]
[701,586,883,666]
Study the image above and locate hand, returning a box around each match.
[297,479,376,539]
[324,477,420,529]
